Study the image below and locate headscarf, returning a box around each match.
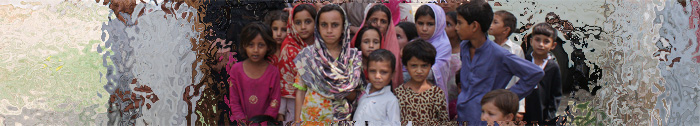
[352,3,404,88]
[293,4,362,121]
[277,4,315,98]
[422,4,453,105]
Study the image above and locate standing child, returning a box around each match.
[276,3,317,122]
[454,1,544,125]
[414,4,453,106]
[480,89,519,125]
[395,39,449,125]
[355,26,384,81]
[353,49,401,126]
[264,10,290,47]
[522,23,563,125]
[489,10,526,119]
[227,22,281,121]
[445,11,462,120]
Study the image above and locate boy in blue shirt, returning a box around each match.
[454,1,544,124]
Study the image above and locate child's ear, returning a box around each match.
[504,113,514,121]
[471,21,480,32]
[552,41,558,50]
[504,27,511,35]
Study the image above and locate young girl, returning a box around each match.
[293,4,363,124]
[352,4,403,89]
[276,3,316,122]
[227,22,281,121]
[414,4,453,109]
[264,10,289,46]
[481,89,519,125]
[395,21,418,50]
[353,49,401,126]
[445,11,462,120]
[395,39,449,125]
[355,26,383,80]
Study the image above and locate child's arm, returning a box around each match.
[228,75,247,121]
[502,54,545,100]
[434,88,450,123]
[264,72,282,118]
[550,64,563,115]
[293,75,306,122]
[387,98,401,126]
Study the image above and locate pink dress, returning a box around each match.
[227,62,281,121]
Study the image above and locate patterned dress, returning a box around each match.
[395,84,449,125]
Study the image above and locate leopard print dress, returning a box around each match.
[395,84,450,125]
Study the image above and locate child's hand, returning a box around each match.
[277,114,285,121]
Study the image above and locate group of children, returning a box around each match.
[225,1,562,125]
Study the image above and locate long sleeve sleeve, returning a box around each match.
[549,64,563,116]
[434,88,450,122]
[228,75,246,121]
[387,98,402,126]
[503,54,545,100]
[265,71,282,118]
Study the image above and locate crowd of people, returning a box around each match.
[221,1,563,125]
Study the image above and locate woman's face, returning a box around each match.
[293,10,315,40]
[318,10,344,45]
[360,30,381,58]
[367,11,389,35]
[416,15,436,40]
[395,26,409,50]
[271,20,288,44]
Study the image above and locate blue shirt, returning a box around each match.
[456,39,544,123]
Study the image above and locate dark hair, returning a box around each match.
[316,4,346,28]
[365,4,392,24]
[494,10,517,36]
[446,11,457,23]
[293,4,317,20]
[368,49,396,72]
[456,1,493,33]
[264,10,289,27]
[414,5,435,21]
[354,26,383,51]
[396,22,418,41]
[401,39,436,66]
[480,89,519,121]
[239,22,278,60]
[530,23,557,39]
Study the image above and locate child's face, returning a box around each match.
[367,11,389,35]
[318,11,344,45]
[406,57,431,83]
[271,20,288,45]
[395,26,409,50]
[481,101,513,122]
[368,61,393,89]
[529,34,556,57]
[445,16,458,41]
[416,16,436,40]
[488,15,508,37]
[245,35,269,63]
[293,10,315,40]
[455,15,475,41]
[360,30,381,58]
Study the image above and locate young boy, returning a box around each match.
[489,10,526,119]
[522,23,563,125]
[454,1,544,124]
[353,49,401,126]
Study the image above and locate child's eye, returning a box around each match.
[332,23,339,28]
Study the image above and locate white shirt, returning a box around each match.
[353,84,401,126]
[501,39,526,113]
